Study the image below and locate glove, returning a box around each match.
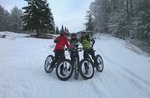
[64,48,68,51]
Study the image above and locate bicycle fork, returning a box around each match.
[74,58,79,79]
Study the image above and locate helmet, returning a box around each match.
[81,31,87,36]
[71,33,76,39]
[71,33,76,37]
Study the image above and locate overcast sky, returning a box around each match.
[0,0,94,32]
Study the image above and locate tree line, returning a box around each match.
[0,0,70,37]
[85,0,150,44]
[0,5,23,33]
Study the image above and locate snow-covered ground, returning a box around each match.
[0,31,150,98]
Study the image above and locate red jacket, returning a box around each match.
[54,36,70,51]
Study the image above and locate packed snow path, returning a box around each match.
[0,32,150,98]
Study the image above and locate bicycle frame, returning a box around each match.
[70,48,82,78]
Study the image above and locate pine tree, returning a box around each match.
[60,25,64,33]
[22,0,55,37]
[55,26,59,34]
[65,28,69,33]
[64,27,67,32]
[64,26,69,33]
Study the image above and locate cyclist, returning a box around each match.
[80,31,98,74]
[69,33,79,63]
[51,32,70,75]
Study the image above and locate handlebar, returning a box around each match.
[64,48,83,52]
[75,48,83,52]
[64,48,70,51]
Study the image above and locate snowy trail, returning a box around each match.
[98,47,150,88]
[0,33,150,98]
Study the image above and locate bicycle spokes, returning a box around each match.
[58,62,72,77]
[81,61,93,76]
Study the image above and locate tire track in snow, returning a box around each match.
[96,48,150,97]
[107,61,150,96]
[97,48,150,88]
[115,62,150,87]
[89,80,105,98]
[17,46,51,98]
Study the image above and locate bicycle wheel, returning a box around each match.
[96,55,104,72]
[79,59,94,80]
[44,55,54,73]
[56,59,73,81]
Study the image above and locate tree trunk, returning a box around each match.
[36,29,39,38]
[126,0,130,19]
[129,0,133,17]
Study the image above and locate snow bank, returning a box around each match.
[0,31,30,40]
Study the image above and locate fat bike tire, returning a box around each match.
[79,59,94,80]
[56,59,73,81]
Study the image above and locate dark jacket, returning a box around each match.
[70,38,79,49]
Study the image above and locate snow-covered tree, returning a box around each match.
[89,0,137,38]
[9,6,23,32]
[89,0,110,33]
[22,0,55,37]
[0,5,10,31]
[88,0,150,49]
[108,9,130,39]
[133,0,150,40]
[85,12,95,32]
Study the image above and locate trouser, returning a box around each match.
[70,51,79,63]
[51,50,65,67]
[83,48,98,65]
